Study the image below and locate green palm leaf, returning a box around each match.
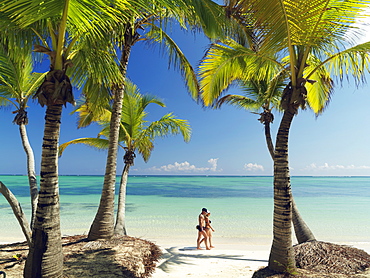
[59,137,110,157]
[0,96,12,106]
[215,94,261,111]
[0,0,138,31]
[311,41,370,84]
[143,112,192,142]
[134,136,154,162]
[145,24,199,99]
[0,40,46,110]
[62,79,191,163]
[199,40,284,106]
[0,45,20,96]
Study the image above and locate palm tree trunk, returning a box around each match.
[24,104,63,278]
[0,181,32,245]
[19,124,38,230]
[114,163,130,235]
[268,110,296,273]
[264,122,315,244]
[292,198,316,243]
[264,122,275,158]
[88,42,132,241]
[87,93,120,240]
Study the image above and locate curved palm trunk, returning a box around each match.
[292,199,315,243]
[264,122,315,244]
[268,110,296,273]
[19,124,38,230]
[0,181,32,245]
[87,84,123,240]
[264,122,275,158]
[88,42,133,241]
[24,104,63,278]
[114,163,130,235]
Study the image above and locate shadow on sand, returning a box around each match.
[157,246,268,273]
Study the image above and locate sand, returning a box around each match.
[152,246,269,277]
[1,234,370,278]
[150,238,370,278]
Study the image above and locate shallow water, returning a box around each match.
[0,175,369,245]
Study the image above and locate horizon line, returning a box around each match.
[1,174,370,178]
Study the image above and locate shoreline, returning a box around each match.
[2,232,370,252]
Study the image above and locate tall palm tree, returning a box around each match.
[59,80,191,235]
[0,39,46,231]
[199,0,370,273]
[0,0,136,276]
[202,41,316,244]
[86,0,227,240]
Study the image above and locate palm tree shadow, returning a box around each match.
[158,246,268,273]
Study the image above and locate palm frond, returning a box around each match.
[25,72,48,98]
[135,136,154,162]
[305,74,333,114]
[64,78,190,164]
[139,93,166,111]
[143,112,191,142]
[69,32,123,89]
[310,41,370,85]
[59,137,109,157]
[0,96,13,107]
[79,80,113,118]
[144,24,199,99]
[0,38,42,108]
[0,0,133,34]
[215,94,260,111]
[199,40,283,106]
[0,45,19,97]
[302,54,333,114]
[73,102,111,128]
[121,79,165,137]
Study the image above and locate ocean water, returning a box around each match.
[0,175,369,246]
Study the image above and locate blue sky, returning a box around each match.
[1,23,370,176]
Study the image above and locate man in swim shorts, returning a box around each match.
[196,208,210,250]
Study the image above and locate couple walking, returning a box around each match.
[196,208,215,250]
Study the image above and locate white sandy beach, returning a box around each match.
[2,222,370,277]
[149,238,370,278]
[152,244,270,278]
[1,232,370,277]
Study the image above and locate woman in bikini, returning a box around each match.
[204,212,215,248]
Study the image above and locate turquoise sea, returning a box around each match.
[0,175,369,247]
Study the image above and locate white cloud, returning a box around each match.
[207,158,218,171]
[303,163,370,171]
[244,163,264,172]
[147,158,221,173]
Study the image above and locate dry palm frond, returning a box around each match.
[0,235,162,278]
[294,241,370,275]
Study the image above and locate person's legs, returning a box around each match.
[196,231,203,249]
[197,230,209,249]
[202,230,210,249]
[208,230,214,248]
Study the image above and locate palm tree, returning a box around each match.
[0,181,32,245]
[0,39,46,232]
[59,80,191,235]
[199,0,370,273]
[202,41,316,244]
[0,0,135,276]
[86,0,227,240]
